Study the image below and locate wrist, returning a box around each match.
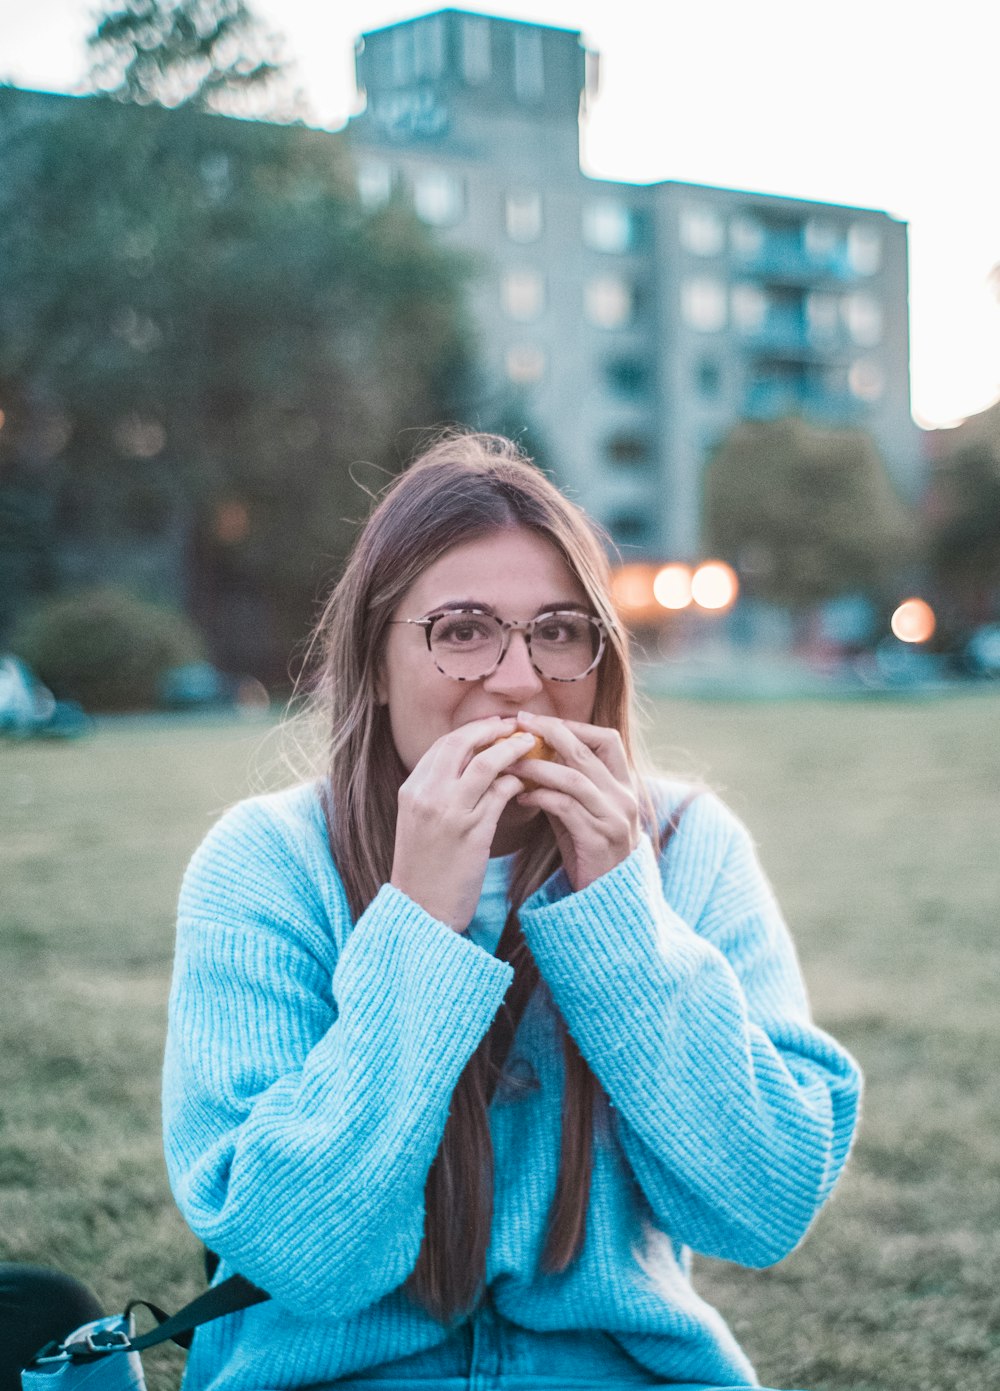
[389,874,469,933]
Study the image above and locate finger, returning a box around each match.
[507,754,615,820]
[421,715,520,780]
[515,785,602,835]
[516,710,626,791]
[478,771,529,814]
[550,717,631,782]
[461,731,539,800]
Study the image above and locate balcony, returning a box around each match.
[733,236,853,285]
[739,312,851,360]
[744,380,863,424]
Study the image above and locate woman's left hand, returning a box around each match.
[509,710,642,892]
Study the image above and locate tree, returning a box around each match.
[85,0,303,120]
[703,416,920,612]
[925,400,1000,626]
[0,88,473,676]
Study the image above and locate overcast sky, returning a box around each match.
[3,0,999,430]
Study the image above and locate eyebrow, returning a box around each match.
[428,600,591,617]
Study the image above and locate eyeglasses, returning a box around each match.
[389,608,608,682]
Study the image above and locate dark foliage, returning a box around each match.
[704,416,920,610]
[0,88,473,677]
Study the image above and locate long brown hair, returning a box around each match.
[307,430,656,1322]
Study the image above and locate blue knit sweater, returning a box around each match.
[163,779,861,1391]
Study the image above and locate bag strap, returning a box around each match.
[123,1274,269,1353]
[31,1274,270,1365]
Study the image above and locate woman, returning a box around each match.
[163,431,862,1391]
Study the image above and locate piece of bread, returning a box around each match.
[495,731,557,790]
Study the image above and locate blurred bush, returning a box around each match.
[11,587,206,712]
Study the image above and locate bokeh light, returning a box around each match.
[214,501,251,544]
[612,564,655,613]
[653,563,693,610]
[235,676,271,716]
[891,597,936,644]
[691,561,739,611]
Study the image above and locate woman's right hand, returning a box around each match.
[390,716,537,932]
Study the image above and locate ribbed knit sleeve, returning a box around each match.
[518,790,861,1269]
[162,793,513,1321]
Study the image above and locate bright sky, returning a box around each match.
[3,0,999,431]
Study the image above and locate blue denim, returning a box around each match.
[331,1296,796,1390]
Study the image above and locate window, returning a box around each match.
[849,360,885,401]
[505,344,547,384]
[391,25,415,85]
[605,357,649,398]
[461,15,491,83]
[805,291,839,340]
[583,199,639,254]
[804,218,838,261]
[695,357,722,397]
[584,275,634,329]
[505,189,542,243]
[413,15,445,78]
[413,169,464,226]
[502,269,545,321]
[682,277,727,332]
[843,292,883,346]
[730,214,764,258]
[513,26,544,101]
[199,152,231,203]
[606,434,652,467]
[680,205,724,257]
[357,160,393,209]
[731,283,767,333]
[847,223,882,275]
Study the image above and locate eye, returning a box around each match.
[433,614,494,645]
[535,615,589,644]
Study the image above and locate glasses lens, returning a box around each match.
[530,613,602,679]
[429,612,503,679]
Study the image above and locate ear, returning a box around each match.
[375,660,388,706]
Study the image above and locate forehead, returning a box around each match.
[402,527,588,612]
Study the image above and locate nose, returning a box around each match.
[482,630,543,700]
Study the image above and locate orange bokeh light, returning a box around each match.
[891,597,936,644]
[653,563,693,610]
[611,564,666,624]
[214,500,251,545]
[612,564,654,611]
[691,560,739,611]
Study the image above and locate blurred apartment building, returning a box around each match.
[347,8,917,560]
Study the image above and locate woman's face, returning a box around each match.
[377,526,600,774]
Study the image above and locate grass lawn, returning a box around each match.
[2,693,998,1391]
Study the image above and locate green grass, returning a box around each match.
[2,694,999,1391]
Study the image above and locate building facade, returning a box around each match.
[348,7,917,560]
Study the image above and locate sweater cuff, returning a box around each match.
[334,883,514,1046]
[519,835,710,993]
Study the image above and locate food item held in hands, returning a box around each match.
[494,731,557,790]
